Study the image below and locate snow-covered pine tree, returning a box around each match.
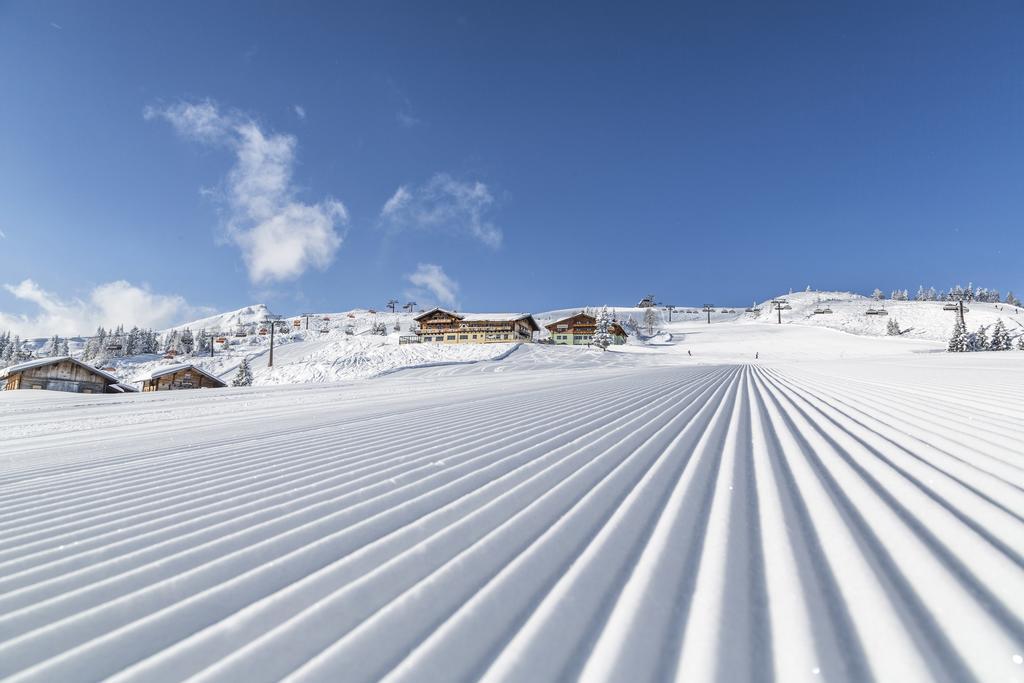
[972,325,988,352]
[126,327,141,356]
[58,337,70,355]
[180,328,194,355]
[593,306,613,351]
[232,358,253,386]
[9,335,24,362]
[194,329,210,356]
[1007,291,1021,307]
[947,319,968,352]
[989,319,1011,350]
[872,288,884,301]
[886,319,901,336]
[915,286,926,301]
[1017,335,1024,351]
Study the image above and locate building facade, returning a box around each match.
[545,313,628,346]
[413,309,539,344]
[138,364,227,391]
[1,357,135,393]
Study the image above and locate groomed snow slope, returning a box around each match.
[1,335,1022,682]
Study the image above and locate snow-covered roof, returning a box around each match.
[414,308,538,327]
[0,356,121,383]
[134,363,227,385]
[461,313,533,322]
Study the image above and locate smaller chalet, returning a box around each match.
[136,363,227,391]
[1,356,136,394]
[546,313,628,346]
[413,309,540,344]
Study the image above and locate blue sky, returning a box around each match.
[1,1,1022,335]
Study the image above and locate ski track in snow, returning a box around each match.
[1,356,1023,682]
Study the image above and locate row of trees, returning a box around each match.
[82,326,163,360]
[0,333,31,363]
[873,284,1019,306]
[948,319,1022,352]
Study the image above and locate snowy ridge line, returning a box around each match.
[0,369,714,579]
[0,368,729,679]
[748,368,1022,681]
[0,371,717,595]
[1,363,1023,681]
[760,369,1024,568]
[0,372,620,522]
[0,367,708,532]
[121,370,741,683]
[760,367,1024,479]
[762,369,1024,513]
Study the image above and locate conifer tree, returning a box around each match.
[947,319,968,352]
[1017,335,1024,351]
[972,325,988,352]
[989,319,1011,350]
[232,358,253,386]
[180,328,195,355]
[886,319,901,336]
[593,306,613,351]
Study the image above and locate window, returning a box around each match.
[447,335,456,340]
[459,334,468,340]
[472,335,478,339]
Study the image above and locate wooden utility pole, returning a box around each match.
[770,299,788,324]
[301,313,314,330]
[702,304,715,324]
[958,299,967,328]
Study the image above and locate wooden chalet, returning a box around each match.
[136,363,227,391]
[413,309,540,344]
[1,356,136,394]
[546,313,628,346]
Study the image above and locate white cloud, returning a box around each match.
[0,279,209,337]
[0,228,6,239]
[406,263,459,308]
[146,100,347,283]
[294,105,306,120]
[380,174,503,249]
[396,111,420,128]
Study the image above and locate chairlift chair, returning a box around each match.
[820,307,833,314]
[942,303,959,311]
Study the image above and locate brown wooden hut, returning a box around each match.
[1,356,136,393]
[137,363,227,391]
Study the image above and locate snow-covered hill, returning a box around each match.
[738,290,1024,342]
[163,304,274,334]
